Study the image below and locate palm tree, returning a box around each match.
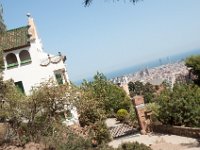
[84,0,139,6]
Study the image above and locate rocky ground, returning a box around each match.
[109,133,200,150]
[106,118,200,150]
[1,120,200,150]
[0,142,45,150]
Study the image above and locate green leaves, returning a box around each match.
[84,0,140,6]
[82,72,130,113]
[185,55,200,84]
[78,72,131,126]
[128,81,156,103]
[157,83,200,127]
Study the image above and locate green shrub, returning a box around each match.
[145,102,160,122]
[128,105,138,127]
[45,127,91,150]
[91,121,111,145]
[80,73,131,118]
[157,83,200,127]
[79,108,104,127]
[116,109,129,122]
[118,142,152,150]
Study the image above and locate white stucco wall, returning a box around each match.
[3,34,69,95]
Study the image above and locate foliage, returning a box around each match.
[90,121,111,145]
[78,82,105,126]
[23,80,78,140]
[78,72,134,145]
[41,123,91,150]
[95,144,115,150]
[0,80,26,122]
[0,3,5,71]
[0,78,111,148]
[128,104,138,126]
[84,0,140,6]
[116,109,129,122]
[42,122,111,150]
[79,72,131,122]
[185,55,200,84]
[0,50,3,72]
[117,142,152,150]
[0,80,79,144]
[145,102,160,122]
[128,81,156,103]
[0,4,6,33]
[78,96,104,126]
[156,83,200,127]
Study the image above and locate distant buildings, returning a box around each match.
[111,61,189,89]
[0,15,69,95]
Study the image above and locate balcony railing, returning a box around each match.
[7,63,18,69]
[20,59,32,65]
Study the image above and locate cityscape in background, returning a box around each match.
[75,49,200,85]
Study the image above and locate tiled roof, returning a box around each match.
[0,26,30,51]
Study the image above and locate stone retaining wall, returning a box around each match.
[152,124,200,138]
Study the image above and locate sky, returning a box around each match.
[1,0,200,82]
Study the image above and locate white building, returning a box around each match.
[0,15,69,95]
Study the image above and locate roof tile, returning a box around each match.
[0,26,30,51]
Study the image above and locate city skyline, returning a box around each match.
[1,0,200,82]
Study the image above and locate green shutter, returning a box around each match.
[14,81,25,93]
[55,73,63,85]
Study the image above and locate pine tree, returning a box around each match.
[84,0,139,6]
[0,3,6,32]
[0,3,5,103]
[0,3,5,67]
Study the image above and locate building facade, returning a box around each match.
[0,15,69,95]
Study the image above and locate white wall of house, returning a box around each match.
[2,16,69,95]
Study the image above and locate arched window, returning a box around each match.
[19,50,31,65]
[6,53,18,68]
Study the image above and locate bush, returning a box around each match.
[118,142,152,150]
[116,109,129,122]
[157,83,200,127]
[145,102,160,122]
[128,105,138,127]
[80,73,131,118]
[79,107,104,127]
[91,121,111,145]
[44,126,91,150]
[42,122,112,150]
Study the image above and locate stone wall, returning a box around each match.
[152,124,200,138]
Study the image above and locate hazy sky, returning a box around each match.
[1,0,200,82]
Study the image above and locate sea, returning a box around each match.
[75,49,200,85]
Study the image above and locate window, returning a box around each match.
[14,81,25,93]
[6,53,18,68]
[19,50,32,65]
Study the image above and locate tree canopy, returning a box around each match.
[79,72,131,126]
[185,55,200,84]
[0,3,5,109]
[156,83,200,127]
[128,81,156,103]
[84,0,140,6]
[0,4,6,32]
[0,3,5,70]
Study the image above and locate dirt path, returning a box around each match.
[109,133,200,150]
